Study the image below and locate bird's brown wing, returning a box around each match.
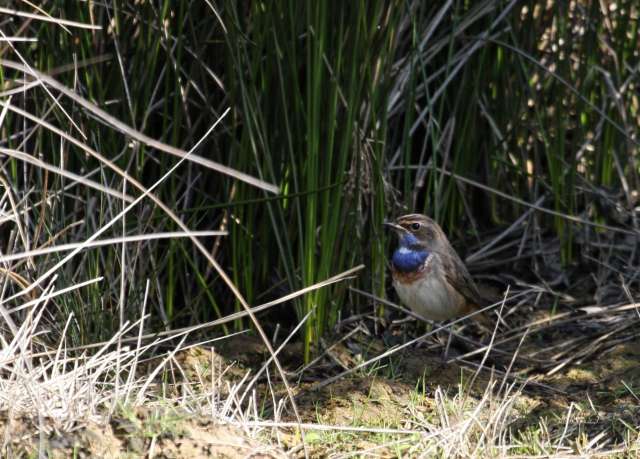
[441,250,495,327]
[441,250,485,308]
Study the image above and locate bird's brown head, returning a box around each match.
[384,214,449,252]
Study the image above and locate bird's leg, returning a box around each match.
[442,323,453,362]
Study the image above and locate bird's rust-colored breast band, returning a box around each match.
[391,258,432,284]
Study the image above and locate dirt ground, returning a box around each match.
[1,409,287,458]
[5,315,640,458]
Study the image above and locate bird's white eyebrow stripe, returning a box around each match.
[397,246,412,254]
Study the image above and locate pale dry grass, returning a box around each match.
[0,2,637,458]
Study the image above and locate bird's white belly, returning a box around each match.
[393,275,464,321]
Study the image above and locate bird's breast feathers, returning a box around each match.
[391,255,467,320]
[391,249,432,281]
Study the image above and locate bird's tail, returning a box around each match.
[463,302,494,330]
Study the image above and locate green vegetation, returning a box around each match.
[1,0,638,350]
[0,1,639,456]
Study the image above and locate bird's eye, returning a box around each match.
[410,222,421,231]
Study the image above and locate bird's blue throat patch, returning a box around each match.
[392,234,429,272]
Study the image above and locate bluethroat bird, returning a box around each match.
[385,214,489,324]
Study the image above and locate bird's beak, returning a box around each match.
[383,221,406,235]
